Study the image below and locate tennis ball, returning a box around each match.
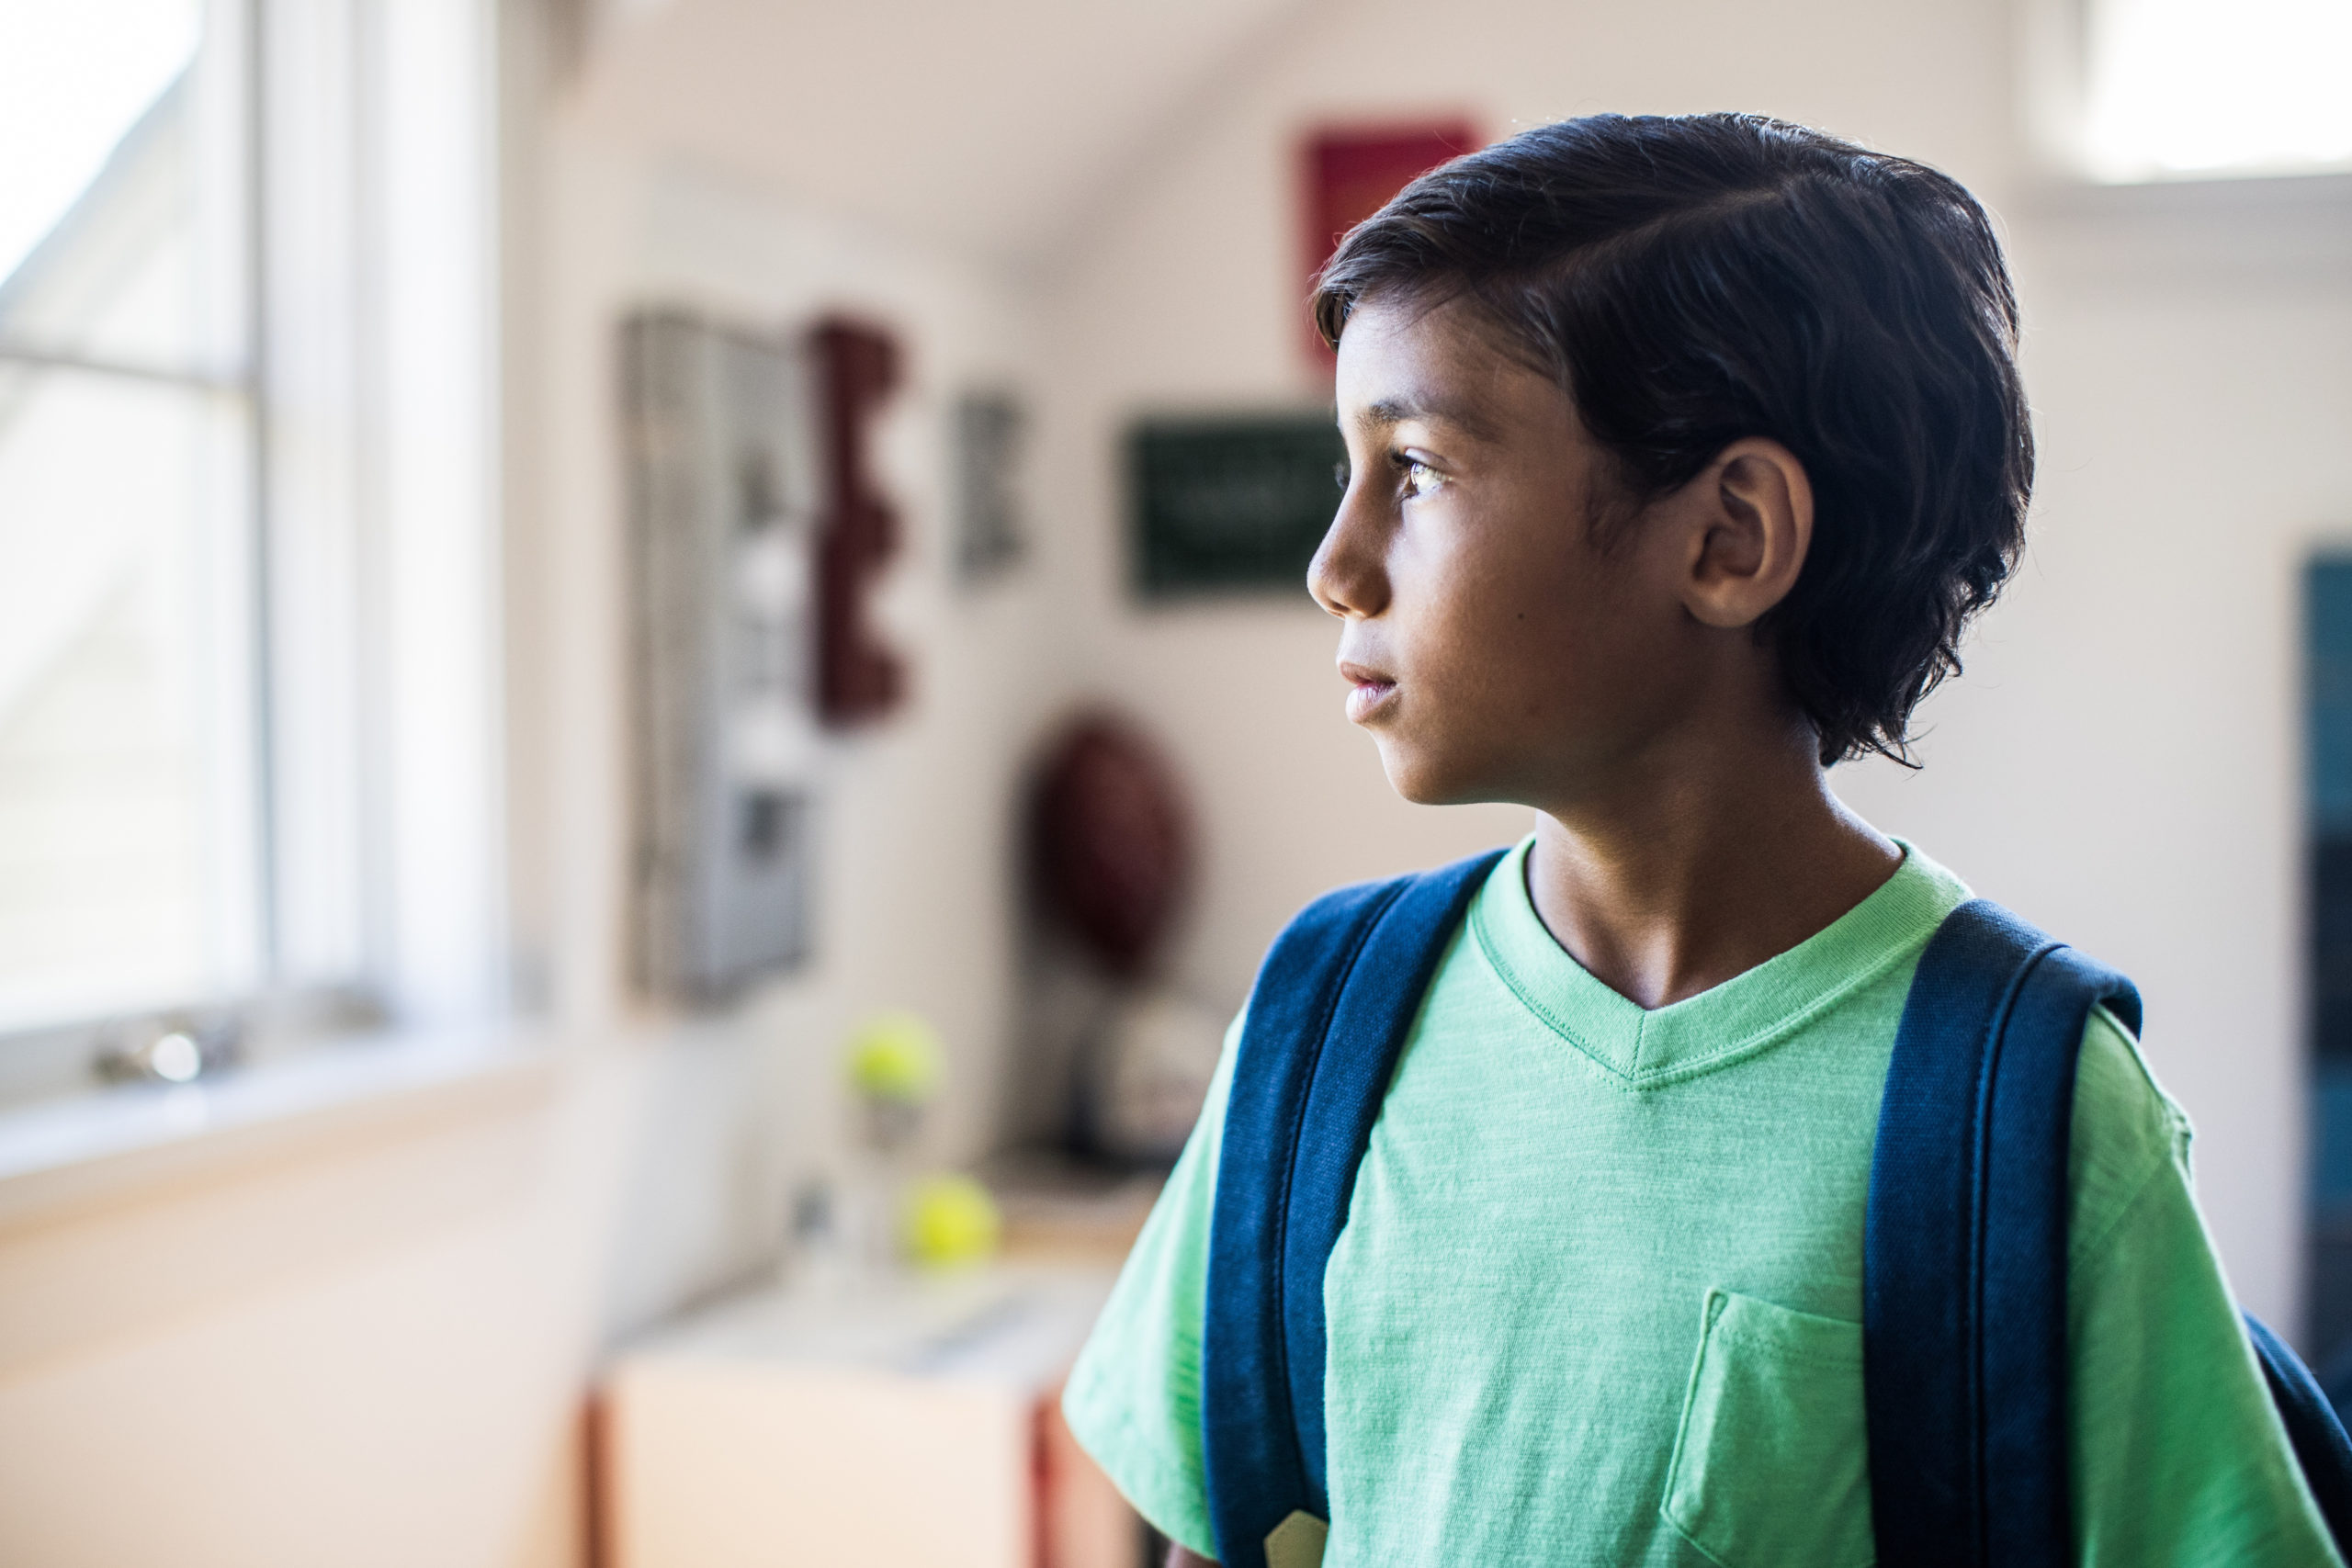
[846,1010,944,1104]
[903,1173,1001,1269]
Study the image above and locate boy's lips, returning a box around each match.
[1340,660,1398,724]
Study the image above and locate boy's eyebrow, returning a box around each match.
[1354,394,1503,445]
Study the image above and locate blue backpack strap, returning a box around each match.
[1872,897,2352,1563]
[2246,1313,2352,1551]
[1202,848,1506,1568]
[1865,898,2139,1568]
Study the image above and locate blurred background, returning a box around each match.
[1,0,2349,1562]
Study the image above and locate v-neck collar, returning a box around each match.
[1466,835,1969,1089]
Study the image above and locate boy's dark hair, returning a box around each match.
[1314,113,2029,765]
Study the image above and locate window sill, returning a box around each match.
[2018,167,2352,215]
[0,1025,561,1233]
[2006,170,2352,288]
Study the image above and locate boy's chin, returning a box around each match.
[1373,738,1491,808]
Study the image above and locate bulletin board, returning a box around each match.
[1127,414,1345,599]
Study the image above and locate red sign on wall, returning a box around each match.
[1299,119,1481,367]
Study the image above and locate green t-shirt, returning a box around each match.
[1063,839,2341,1567]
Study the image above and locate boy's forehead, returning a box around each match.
[1348,389,1506,446]
[1337,299,1556,446]
[1336,293,1571,439]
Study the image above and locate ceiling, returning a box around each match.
[564,0,1322,270]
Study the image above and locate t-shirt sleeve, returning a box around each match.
[1060,1010,1243,1558]
[2067,1008,2345,1566]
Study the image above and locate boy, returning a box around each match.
[1062,115,2343,1566]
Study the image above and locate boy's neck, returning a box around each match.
[1524,723,1900,1010]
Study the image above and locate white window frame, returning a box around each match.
[0,0,506,1101]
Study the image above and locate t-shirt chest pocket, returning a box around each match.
[1661,1287,1876,1568]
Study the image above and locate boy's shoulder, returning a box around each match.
[2070,1003,2196,1269]
[1871,848,2191,1261]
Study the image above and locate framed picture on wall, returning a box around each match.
[1126,412,1346,600]
[956,390,1025,585]
[1298,119,1480,367]
[622,309,823,1002]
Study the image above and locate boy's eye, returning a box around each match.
[1396,455,1442,499]
[1333,460,1351,493]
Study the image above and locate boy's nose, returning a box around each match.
[1307,499,1390,620]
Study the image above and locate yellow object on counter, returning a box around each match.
[847,1010,944,1103]
[904,1173,1002,1269]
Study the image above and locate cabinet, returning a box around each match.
[597,1264,1144,1568]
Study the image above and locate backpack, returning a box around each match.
[1200,850,2352,1568]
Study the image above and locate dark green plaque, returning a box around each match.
[1129,414,1345,598]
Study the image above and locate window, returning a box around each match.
[0,1,264,1030]
[0,0,503,1077]
[2081,0,2352,179]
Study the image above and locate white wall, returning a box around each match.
[1031,0,2352,1327]
[0,1062,604,1568]
[518,115,1057,1179]
[1840,186,2352,1328]
[0,1033,831,1568]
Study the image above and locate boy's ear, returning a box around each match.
[1676,437,1814,629]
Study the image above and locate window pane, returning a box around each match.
[2086,0,2352,177]
[0,363,260,1028]
[0,0,239,374]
